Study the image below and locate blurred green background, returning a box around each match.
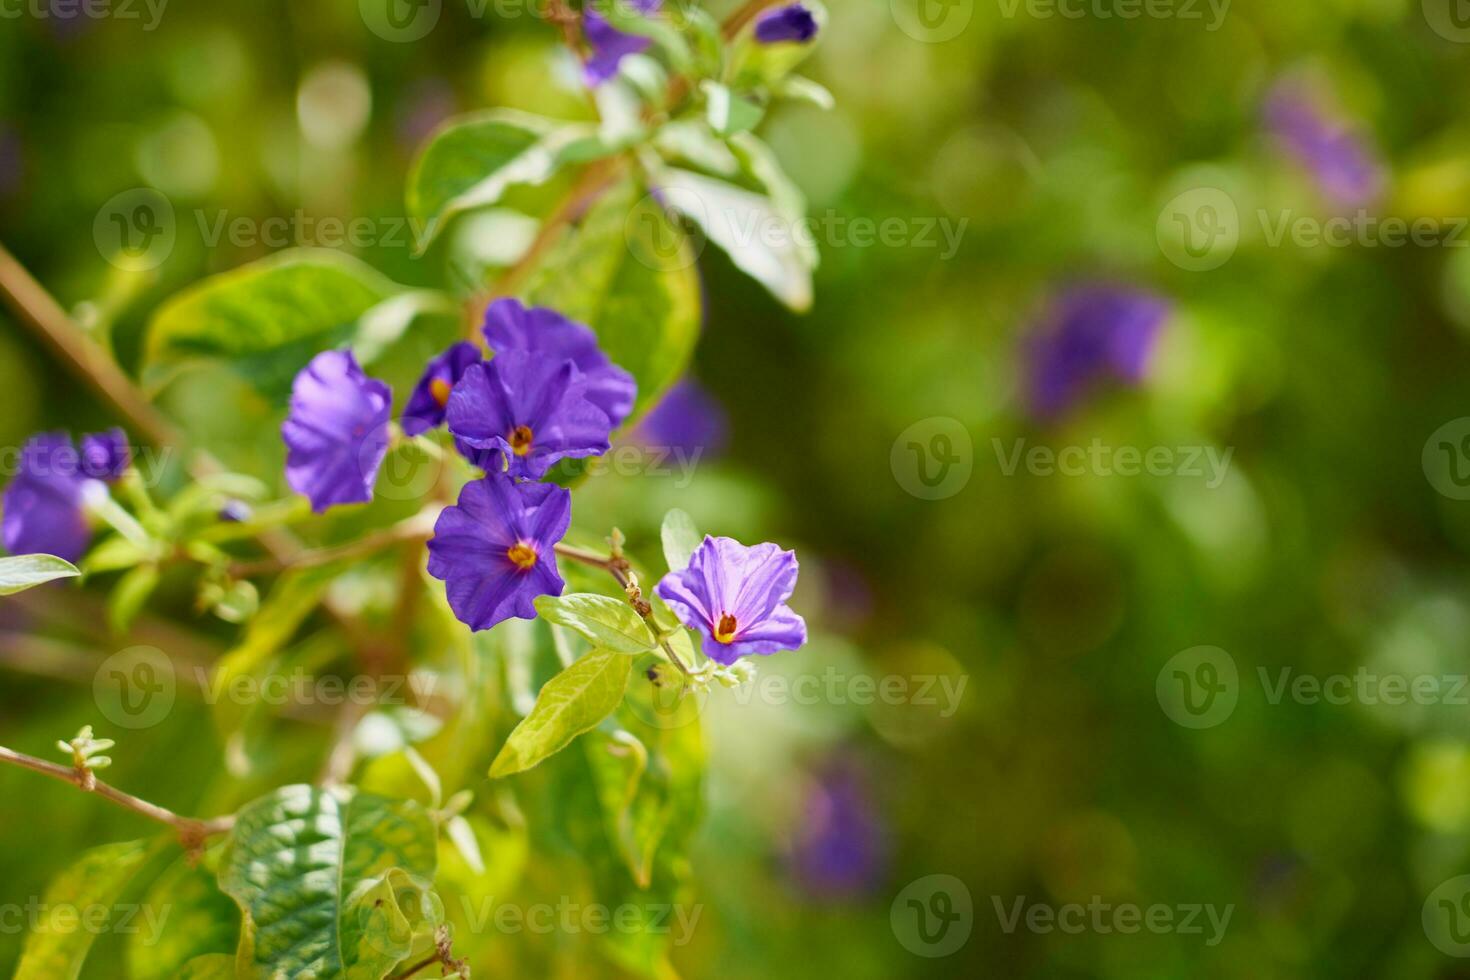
[9,0,1470,976]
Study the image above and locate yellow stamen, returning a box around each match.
[506,541,537,570]
[509,425,534,457]
[430,377,453,408]
[714,613,738,644]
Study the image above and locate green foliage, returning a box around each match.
[490,649,634,777]
[660,508,702,573]
[525,181,703,419]
[126,856,239,980]
[218,785,439,979]
[143,249,398,397]
[13,839,153,980]
[534,593,656,654]
[0,554,80,594]
[406,110,605,251]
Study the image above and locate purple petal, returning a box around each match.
[482,298,636,426]
[755,4,818,44]
[282,351,393,513]
[402,342,482,437]
[720,604,807,662]
[582,1,660,87]
[79,428,130,481]
[2,432,92,561]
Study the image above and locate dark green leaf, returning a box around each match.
[534,593,655,654]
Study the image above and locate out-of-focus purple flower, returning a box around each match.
[630,379,728,460]
[482,299,637,427]
[219,499,254,523]
[583,0,661,87]
[396,78,458,153]
[427,472,570,631]
[756,3,818,44]
[656,535,806,666]
[402,342,482,437]
[446,351,614,480]
[1263,81,1384,208]
[282,350,393,513]
[2,432,97,561]
[1025,284,1170,419]
[790,756,888,899]
[79,428,130,481]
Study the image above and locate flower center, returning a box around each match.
[714,613,738,644]
[430,377,453,408]
[509,425,534,457]
[506,541,538,570]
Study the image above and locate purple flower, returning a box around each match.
[790,756,888,899]
[79,428,130,481]
[482,299,637,427]
[1025,284,1170,419]
[656,535,806,666]
[583,0,661,87]
[446,351,613,480]
[756,4,818,44]
[282,351,393,513]
[630,379,728,459]
[1263,82,1384,207]
[402,342,482,437]
[427,472,570,631]
[2,433,96,562]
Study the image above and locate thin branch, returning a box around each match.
[553,542,692,673]
[0,240,181,448]
[0,743,234,842]
[230,509,438,578]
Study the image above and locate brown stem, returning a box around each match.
[390,952,441,980]
[461,156,627,338]
[230,509,438,578]
[553,542,692,673]
[0,744,234,842]
[0,240,181,448]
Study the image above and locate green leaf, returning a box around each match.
[352,289,458,364]
[143,248,398,395]
[490,650,633,777]
[127,855,239,980]
[525,180,701,419]
[701,80,765,137]
[0,554,80,595]
[407,110,600,251]
[772,74,835,110]
[660,509,702,574]
[176,956,237,979]
[218,785,439,980]
[534,593,655,654]
[109,563,160,635]
[82,536,148,576]
[656,166,816,312]
[14,839,152,980]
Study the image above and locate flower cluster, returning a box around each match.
[2,428,129,561]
